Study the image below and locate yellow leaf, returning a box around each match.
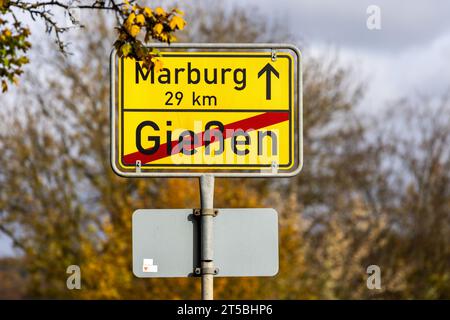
[151,58,163,73]
[153,23,163,35]
[169,16,185,30]
[126,13,136,25]
[160,33,168,42]
[143,7,153,17]
[129,25,140,37]
[174,8,184,16]
[121,43,132,57]
[136,14,145,25]
[155,7,165,16]
[169,34,177,42]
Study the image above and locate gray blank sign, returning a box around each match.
[133,208,278,278]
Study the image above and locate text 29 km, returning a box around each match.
[165,91,217,107]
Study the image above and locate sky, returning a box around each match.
[238,0,450,111]
[1,1,450,256]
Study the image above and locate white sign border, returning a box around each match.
[110,43,303,178]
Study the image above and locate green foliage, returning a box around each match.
[0,16,31,92]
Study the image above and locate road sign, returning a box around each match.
[132,208,279,278]
[111,43,302,177]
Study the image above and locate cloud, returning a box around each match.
[232,0,450,109]
[315,32,450,111]
[242,0,450,51]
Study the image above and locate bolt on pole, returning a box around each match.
[199,174,215,300]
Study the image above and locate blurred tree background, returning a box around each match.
[0,1,449,299]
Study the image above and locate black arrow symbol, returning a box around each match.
[258,62,279,100]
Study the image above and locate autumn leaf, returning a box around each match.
[153,23,163,35]
[168,34,177,43]
[3,28,11,37]
[126,12,136,25]
[0,2,186,93]
[120,43,132,57]
[129,25,140,38]
[0,18,31,92]
[169,16,186,30]
[135,14,145,26]
[1,79,7,92]
[0,0,9,10]
[143,7,153,17]
[155,7,165,16]
[151,57,163,73]
[174,8,184,16]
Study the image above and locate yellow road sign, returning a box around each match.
[111,44,302,177]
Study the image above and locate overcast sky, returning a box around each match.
[1,1,450,256]
[242,0,450,110]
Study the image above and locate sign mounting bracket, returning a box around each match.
[193,208,219,217]
[271,48,277,61]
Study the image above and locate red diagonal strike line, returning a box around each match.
[122,111,289,165]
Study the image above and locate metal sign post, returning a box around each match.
[112,43,302,300]
[199,174,215,300]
